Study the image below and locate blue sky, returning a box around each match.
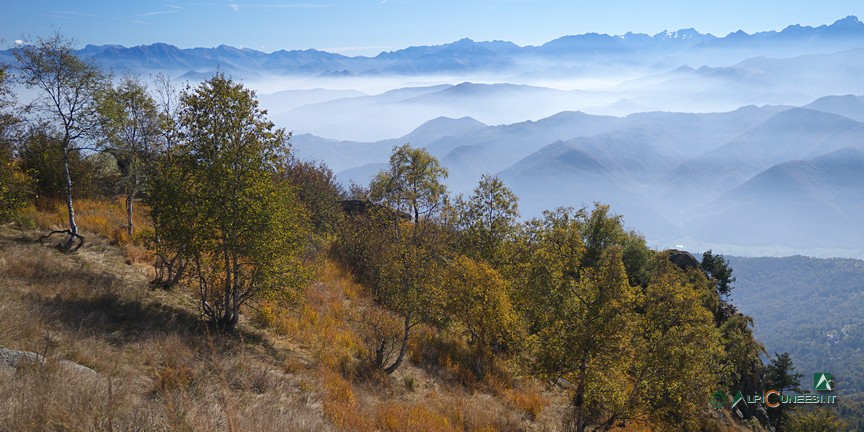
[2,0,863,56]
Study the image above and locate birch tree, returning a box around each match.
[369,143,448,373]
[97,75,160,236]
[14,33,106,251]
[154,72,311,331]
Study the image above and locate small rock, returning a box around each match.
[0,346,97,375]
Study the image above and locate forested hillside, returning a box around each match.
[730,255,864,429]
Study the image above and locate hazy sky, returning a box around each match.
[2,1,863,56]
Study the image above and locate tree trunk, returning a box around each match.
[571,355,588,432]
[231,254,240,327]
[472,328,488,378]
[126,193,134,236]
[474,348,485,378]
[374,339,387,369]
[61,147,79,251]
[221,247,233,330]
[222,246,231,321]
[169,257,185,288]
[384,311,412,374]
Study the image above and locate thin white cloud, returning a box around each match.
[232,3,331,9]
[42,11,101,20]
[54,11,100,17]
[229,3,240,12]
[137,9,182,17]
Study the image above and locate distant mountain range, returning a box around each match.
[2,16,864,78]
[5,15,864,257]
[292,95,864,256]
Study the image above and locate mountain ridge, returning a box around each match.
[3,16,863,77]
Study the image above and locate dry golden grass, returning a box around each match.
[503,384,548,421]
[0,207,589,432]
[248,250,570,432]
[0,228,330,432]
[375,401,455,432]
[29,198,148,241]
[22,198,157,269]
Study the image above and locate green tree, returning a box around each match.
[511,207,587,332]
[369,143,448,374]
[517,205,724,431]
[702,250,736,297]
[522,207,637,432]
[371,143,448,224]
[283,158,344,236]
[455,174,519,267]
[580,204,652,285]
[146,73,188,288]
[0,139,30,223]
[18,127,118,202]
[153,72,311,330]
[145,143,192,288]
[97,75,161,236]
[547,247,636,432]
[764,352,803,431]
[787,407,847,432]
[718,313,764,385]
[14,33,107,251]
[332,203,390,295]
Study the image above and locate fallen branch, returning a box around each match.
[39,229,85,252]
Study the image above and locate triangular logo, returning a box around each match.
[730,390,745,409]
[814,373,834,391]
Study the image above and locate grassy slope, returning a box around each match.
[0,219,565,432]
[0,200,758,431]
[0,228,330,431]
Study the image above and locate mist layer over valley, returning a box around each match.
[4,16,864,257]
[259,16,864,258]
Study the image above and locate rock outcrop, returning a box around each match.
[667,249,701,270]
[0,346,97,376]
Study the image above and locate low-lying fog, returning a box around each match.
[242,51,864,259]
[250,47,864,142]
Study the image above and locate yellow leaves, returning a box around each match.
[631,252,726,430]
[444,255,522,374]
[0,151,32,222]
[522,206,730,429]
